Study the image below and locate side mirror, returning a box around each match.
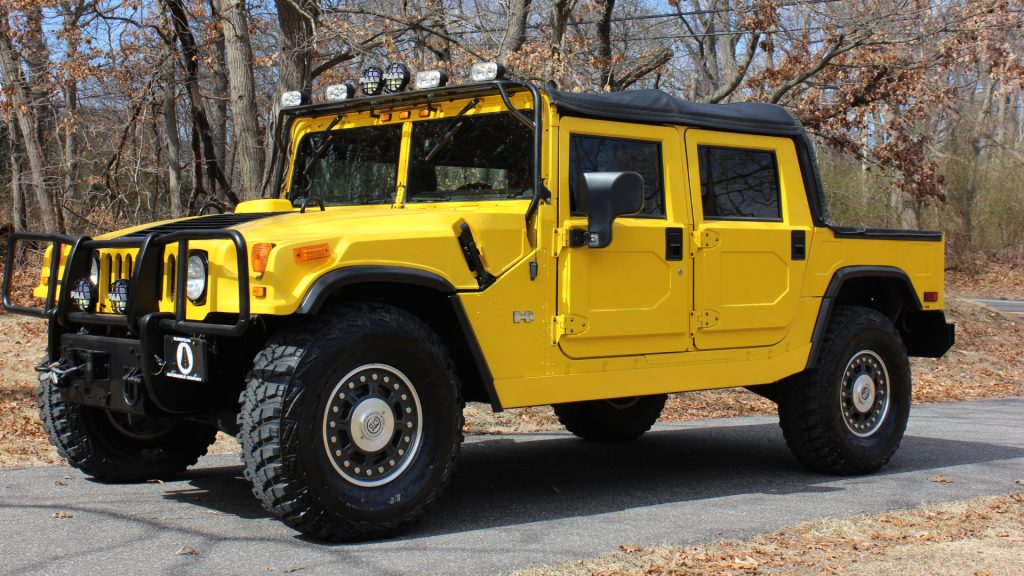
[576,172,644,248]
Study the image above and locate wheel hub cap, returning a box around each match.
[350,398,394,453]
[839,350,891,438]
[851,374,876,413]
[322,364,423,487]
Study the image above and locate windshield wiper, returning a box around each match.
[300,112,346,179]
[424,98,479,162]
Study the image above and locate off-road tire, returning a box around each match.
[238,303,464,541]
[554,394,667,443]
[778,306,911,475]
[37,368,217,482]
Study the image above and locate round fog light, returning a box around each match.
[109,279,130,314]
[70,278,96,312]
[186,253,208,303]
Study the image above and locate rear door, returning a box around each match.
[684,129,810,350]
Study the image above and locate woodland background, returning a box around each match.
[0,0,1022,267]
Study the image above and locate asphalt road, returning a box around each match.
[2,398,1022,576]
[971,298,1024,316]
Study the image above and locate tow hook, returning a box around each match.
[35,361,84,388]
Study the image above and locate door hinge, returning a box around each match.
[553,227,588,256]
[695,229,720,249]
[690,309,719,330]
[553,314,588,341]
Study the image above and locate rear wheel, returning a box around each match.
[238,303,463,541]
[37,367,217,482]
[778,306,911,475]
[554,394,667,443]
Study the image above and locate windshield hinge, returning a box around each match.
[552,314,588,342]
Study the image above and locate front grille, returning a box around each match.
[119,212,280,238]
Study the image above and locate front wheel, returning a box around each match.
[778,306,911,475]
[37,367,217,482]
[238,304,464,541]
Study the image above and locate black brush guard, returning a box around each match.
[3,229,250,337]
[3,230,251,416]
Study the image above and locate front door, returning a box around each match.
[684,129,809,350]
[556,118,691,359]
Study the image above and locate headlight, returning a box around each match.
[186,253,208,303]
[69,278,96,312]
[89,254,100,286]
[109,279,130,314]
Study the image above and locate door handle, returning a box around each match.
[666,228,684,261]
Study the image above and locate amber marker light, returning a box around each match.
[924,291,939,302]
[380,113,392,122]
[418,109,430,117]
[293,243,331,263]
[399,111,411,120]
[252,243,274,275]
[252,286,267,298]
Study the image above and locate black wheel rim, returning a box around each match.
[322,364,423,487]
[839,350,891,437]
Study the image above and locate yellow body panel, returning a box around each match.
[30,90,946,411]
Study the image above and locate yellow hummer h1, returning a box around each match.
[3,62,954,541]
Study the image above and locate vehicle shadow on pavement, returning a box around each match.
[157,420,1024,541]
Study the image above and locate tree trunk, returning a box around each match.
[214,0,264,199]
[8,119,26,233]
[548,0,578,87]
[263,0,319,196]
[161,47,183,218]
[595,0,614,90]
[0,12,59,233]
[161,0,239,206]
[499,0,532,60]
[207,0,229,198]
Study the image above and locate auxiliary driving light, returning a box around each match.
[383,63,411,93]
[89,254,100,286]
[470,61,506,82]
[186,253,208,303]
[69,278,96,312]
[280,90,306,107]
[109,279,130,314]
[359,67,384,96]
[324,82,355,102]
[414,70,448,89]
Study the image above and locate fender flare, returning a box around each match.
[295,266,501,411]
[806,266,921,369]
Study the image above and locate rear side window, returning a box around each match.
[569,135,665,217]
[698,146,781,220]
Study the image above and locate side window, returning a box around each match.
[698,146,781,220]
[569,135,665,218]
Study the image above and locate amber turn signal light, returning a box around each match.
[293,243,331,263]
[924,291,939,302]
[251,243,274,274]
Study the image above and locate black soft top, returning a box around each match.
[548,89,804,137]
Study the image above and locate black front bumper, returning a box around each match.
[5,229,253,416]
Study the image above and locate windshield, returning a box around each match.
[406,112,532,203]
[290,123,402,206]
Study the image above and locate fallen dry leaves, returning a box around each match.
[511,492,1024,576]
